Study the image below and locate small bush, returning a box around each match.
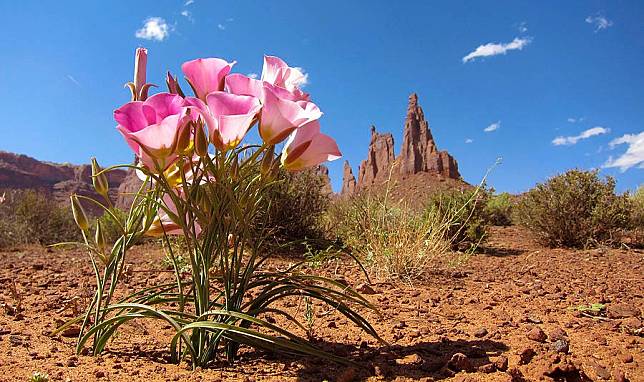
[327,192,454,281]
[0,189,81,248]
[485,192,514,226]
[424,188,488,249]
[261,168,330,244]
[631,185,644,229]
[515,169,631,248]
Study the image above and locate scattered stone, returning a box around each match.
[94,370,105,378]
[621,317,642,330]
[395,353,423,367]
[518,348,536,365]
[327,321,337,329]
[446,353,473,372]
[550,339,569,354]
[336,367,357,382]
[549,327,568,341]
[394,321,407,329]
[32,263,44,270]
[545,363,589,381]
[607,303,640,319]
[473,327,488,338]
[527,327,547,342]
[619,353,633,363]
[592,363,610,380]
[66,357,77,367]
[356,283,376,295]
[478,363,496,373]
[613,368,627,382]
[60,326,81,338]
[494,355,508,371]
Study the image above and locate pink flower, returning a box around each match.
[281,120,341,171]
[259,85,322,145]
[146,192,202,237]
[261,55,309,101]
[185,92,262,151]
[182,58,235,100]
[115,93,188,171]
[225,73,263,99]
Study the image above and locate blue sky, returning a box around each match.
[0,1,642,193]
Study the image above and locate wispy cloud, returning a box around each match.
[66,75,81,87]
[552,126,610,146]
[484,121,501,133]
[603,132,644,171]
[181,10,194,22]
[293,67,309,87]
[247,73,258,79]
[567,117,585,123]
[465,138,474,144]
[586,13,613,32]
[217,23,226,30]
[462,37,531,63]
[135,17,170,41]
[517,22,528,33]
[184,0,194,5]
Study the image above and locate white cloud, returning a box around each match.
[518,22,528,33]
[181,10,190,17]
[484,121,501,132]
[293,67,309,87]
[184,0,194,5]
[462,37,531,63]
[465,138,473,144]
[247,73,258,79]
[66,74,81,87]
[586,14,613,32]
[135,17,170,41]
[603,132,644,171]
[217,23,226,30]
[552,126,610,146]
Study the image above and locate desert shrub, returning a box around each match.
[261,167,330,244]
[327,192,453,280]
[515,169,631,248]
[631,185,644,229]
[424,188,488,249]
[485,192,514,226]
[93,207,128,244]
[0,189,80,248]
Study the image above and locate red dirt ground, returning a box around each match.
[0,226,642,381]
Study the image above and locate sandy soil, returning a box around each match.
[0,226,642,382]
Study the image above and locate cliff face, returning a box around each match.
[341,161,357,196]
[345,93,462,197]
[0,151,126,213]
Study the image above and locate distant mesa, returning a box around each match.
[0,151,126,214]
[342,93,465,198]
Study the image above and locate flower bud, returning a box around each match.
[194,124,209,157]
[175,122,192,155]
[134,48,147,96]
[230,156,239,181]
[95,220,107,254]
[166,71,185,97]
[91,157,109,198]
[70,195,89,232]
[261,145,275,175]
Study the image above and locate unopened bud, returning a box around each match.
[194,124,209,157]
[175,122,192,155]
[70,195,90,232]
[91,157,109,198]
[95,220,107,254]
[261,145,275,175]
[166,71,185,97]
[230,156,239,181]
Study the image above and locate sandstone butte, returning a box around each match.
[341,93,466,199]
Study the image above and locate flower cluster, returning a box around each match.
[115,48,341,174]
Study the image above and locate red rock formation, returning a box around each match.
[0,151,126,214]
[314,165,333,195]
[341,161,357,196]
[357,126,396,188]
[398,93,460,179]
[344,93,462,196]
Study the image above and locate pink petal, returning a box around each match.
[182,58,235,99]
[259,85,322,144]
[225,74,264,99]
[144,93,185,120]
[283,128,341,171]
[114,102,156,132]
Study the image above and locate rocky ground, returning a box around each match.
[0,226,642,381]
